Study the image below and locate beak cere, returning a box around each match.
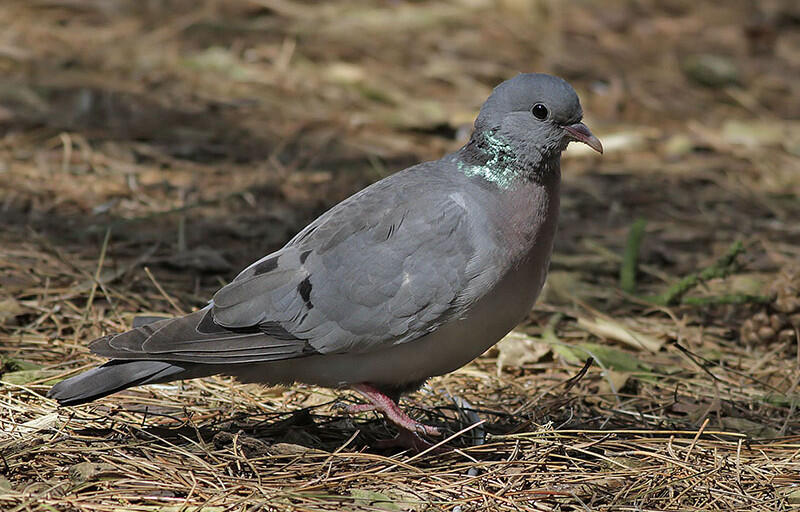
[565,122,603,154]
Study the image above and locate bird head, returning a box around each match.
[474,73,603,164]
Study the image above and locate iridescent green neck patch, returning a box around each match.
[457,131,522,189]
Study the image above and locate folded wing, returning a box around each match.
[91,165,481,364]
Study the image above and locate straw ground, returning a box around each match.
[1,1,799,510]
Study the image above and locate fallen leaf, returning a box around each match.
[552,343,584,365]
[597,370,631,396]
[496,331,552,375]
[541,271,602,304]
[556,343,651,374]
[578,315,664,352]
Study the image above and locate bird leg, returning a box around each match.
[338,400,430,449]
[350,383,440,437]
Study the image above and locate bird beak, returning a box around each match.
[564,122,603,154]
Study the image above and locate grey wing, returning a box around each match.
[212,169,482,356]
[89,307,315,364]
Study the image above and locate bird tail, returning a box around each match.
[47,360,200,406]
[47,307,303,406]
[47,314,220,406]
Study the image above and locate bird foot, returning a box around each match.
[350,383,441,437]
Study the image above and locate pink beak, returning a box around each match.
[564,122,603,154]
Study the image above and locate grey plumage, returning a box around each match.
[48,73,602,412]
[48,357,210,406]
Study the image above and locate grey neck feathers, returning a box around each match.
[456,129,558,189]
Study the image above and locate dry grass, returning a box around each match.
[1,0,800,510]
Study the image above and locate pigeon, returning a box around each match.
[48,73,602,445]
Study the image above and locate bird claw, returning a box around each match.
[414,422,441,437]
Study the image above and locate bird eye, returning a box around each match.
[531,103,549,120]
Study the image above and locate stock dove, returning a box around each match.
[49,73,602,445]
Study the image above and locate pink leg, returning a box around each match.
[351,383,440,437]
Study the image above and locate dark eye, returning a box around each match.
[531,103,548,120]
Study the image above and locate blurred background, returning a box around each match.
[1,1,800,508]
[1,0,797,280]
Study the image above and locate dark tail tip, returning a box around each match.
[47,360,186,406]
